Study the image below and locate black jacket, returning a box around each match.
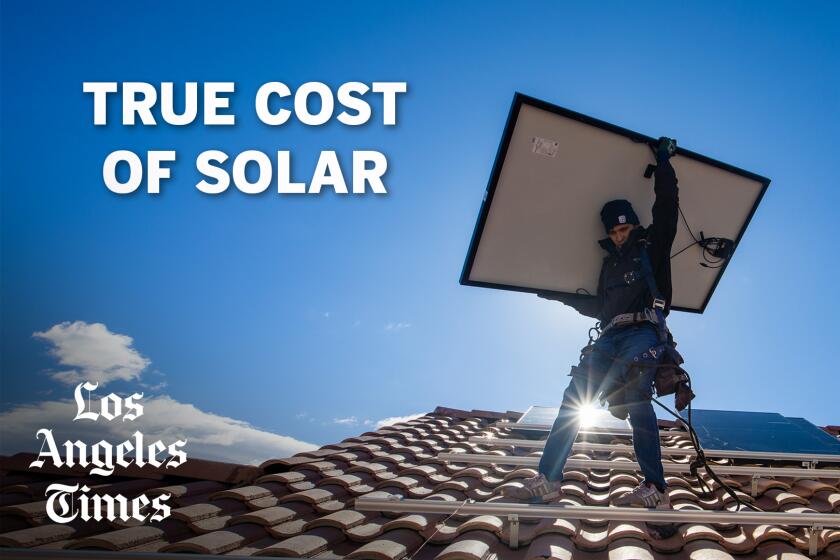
[555,161,679,323]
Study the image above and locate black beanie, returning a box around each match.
[600,199,639,233]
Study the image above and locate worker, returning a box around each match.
[508,137,679,512]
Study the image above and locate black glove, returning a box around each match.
[655,136,677,163]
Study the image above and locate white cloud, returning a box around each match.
[0,396,317,465]
[139,381,168,391]
[33,321,150,386]
[384,322,411,331]
[375,413,426,428]
[333,416,358,425]
[6,320,319,465]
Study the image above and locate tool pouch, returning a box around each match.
[654,364,696,411]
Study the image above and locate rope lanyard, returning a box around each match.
[408,498,472,559]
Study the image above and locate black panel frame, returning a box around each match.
[459,92,772,314]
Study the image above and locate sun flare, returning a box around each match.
[578,403,599,427]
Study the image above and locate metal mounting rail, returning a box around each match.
[436,453,840,479]
[355,496,840,527]
[356,496,839,554]
[497,423,682,438]
[467,437,840,464]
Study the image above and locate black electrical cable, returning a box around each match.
[670,240,700,259]
[678,204,699,244]
[651,388,761,512]
[671,204,731,268]
[658,225,744,507]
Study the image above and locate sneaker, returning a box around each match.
[614,481,670,508]
[506,473,562,502]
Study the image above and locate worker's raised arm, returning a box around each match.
[647,138,679,264]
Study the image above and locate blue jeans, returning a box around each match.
[538,323,666,491]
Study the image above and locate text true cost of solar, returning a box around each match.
[83,81,407,196]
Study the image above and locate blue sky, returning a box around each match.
[2,1,838,461]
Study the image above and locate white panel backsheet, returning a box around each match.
[466,102,767,312]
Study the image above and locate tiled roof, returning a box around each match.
[2,406,840,559]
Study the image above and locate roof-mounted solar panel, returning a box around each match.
[460,93,771,313]
[504,407,840,458]
[514,404,629,436]
[681,409,840,455]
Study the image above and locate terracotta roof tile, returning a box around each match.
[456,514,504,536]
[208,484,280,502]
[278,487,336,505]
[221,535,285,556]
[435,529,499,560]
[305,509,367,530]
[266,517,309,539]
[345,528,424,560]
[606,537,656,560]
[170,497,248,523]
[66,525,165,550]
[764,489,810,508]
[345,517,388,541]
[312,499,348,515]
[189,513,239,534]
[790,479,837,498]
[0,473,44,488]
[675,541,729,560]
[295,448,346,459]
[382,513,436,533]
[253,526,345,557]
[406,486,437,499]
[374,475,424,491]
[0,499,49,522]
[574,522,611,551]
[287,480,318,493]
[421,519,460,545]
[260,455,317,469]
[524,533,577,560]
[145,479,228,499]
[160,523,267,554]
[0,523,77,548]
[533,517,579,539]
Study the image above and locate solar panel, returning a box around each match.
[681,409,840,455]
[460,93,771,313]
[518,405,629,431]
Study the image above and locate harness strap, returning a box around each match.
[637,241,669,344]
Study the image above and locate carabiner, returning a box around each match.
[587,326,600,346]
